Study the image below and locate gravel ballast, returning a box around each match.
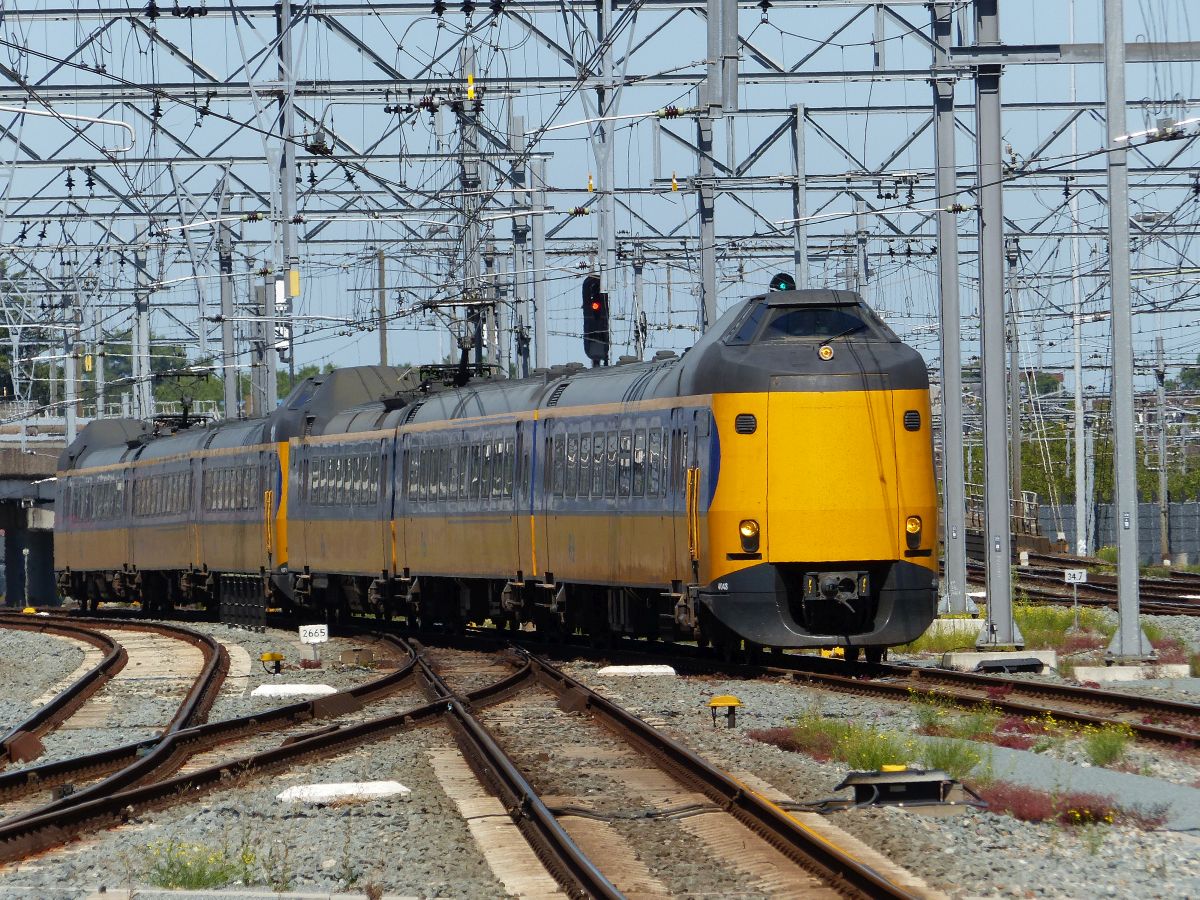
[562,659,1200,899]
[0,725,506,899]
[0,626,86,732]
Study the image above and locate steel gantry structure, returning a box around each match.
[0,2,1196,640]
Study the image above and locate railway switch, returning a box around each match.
[708,695,741,728]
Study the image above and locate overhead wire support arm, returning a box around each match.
[0,104,136,153]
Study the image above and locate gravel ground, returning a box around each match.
[0,724,505,899]
[163,622,409,723]
[0,626,85,732]
[562,660,1200,899]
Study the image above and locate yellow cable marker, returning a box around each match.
[466,73,475,100]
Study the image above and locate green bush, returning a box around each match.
[945,705,1002,741]
[920,738,982,780]
[1096,545,1118,564]
[781,709,911,770]
[1081,723,1134,767]
[1013,603,1114,649]
[143,840,254,890]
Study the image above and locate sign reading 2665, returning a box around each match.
[299,624,329,644]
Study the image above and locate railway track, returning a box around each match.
[0,615,227,767]
[0,626,416,825]
[444,626,1200,750]
[0,621,928,899]
[0,618,127,765]
[774,657,1200,747]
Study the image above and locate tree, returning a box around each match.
[1180,354,1200,391]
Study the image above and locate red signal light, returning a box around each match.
[590,301,602,311]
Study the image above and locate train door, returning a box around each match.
[260,447,277,573]
[189,457,202,573]
[380,437,395,578]
[670,408,701,585]
[539,420,560,581]
[515,421,533,581]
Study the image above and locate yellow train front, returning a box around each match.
[53,287,937,659]
[685,288,939,658]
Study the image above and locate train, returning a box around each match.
[54,287,939,660]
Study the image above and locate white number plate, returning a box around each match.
[1063,569,1088,585]
[299,624,329,644]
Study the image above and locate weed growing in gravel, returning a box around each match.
[909,691,1001,742]
[975,782,1164,830]
[142,839,254,890]
[751,709,911,769]
[262,839,293,893]
[1013,603,1114,649]
[893,632,976,655]
[1081,722,1135,766]
[919,738,982,779]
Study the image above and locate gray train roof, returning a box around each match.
[59,289,923,468]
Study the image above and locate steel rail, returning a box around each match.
[0,632,416,821]
[412,645,623,900]
[0,641,533,864]
[521,648,919,899]
[0,616,128,765]
[779,663,1200,747]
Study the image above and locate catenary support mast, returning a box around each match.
[974,0,1021,648]
[1103,0,1152,660]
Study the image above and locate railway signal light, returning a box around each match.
[769,272,796,292]
[582,275,609,366]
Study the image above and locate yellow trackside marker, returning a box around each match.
[587,172,594,192]
[84,353,93,373]
[671,171,678,191]
[466,73,475,100]
[21,607,36,615]
[288,268,301,297]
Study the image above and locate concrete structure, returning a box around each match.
[0,445,58,606]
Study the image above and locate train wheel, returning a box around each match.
[865,646,886,665]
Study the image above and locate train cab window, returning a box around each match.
[647,429,662,497]
[760,305,868,340]
[632,429,647,497]
[618,431,632,498]
[565,434,579,497]
[724,301,768,345]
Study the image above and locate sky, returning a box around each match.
[0,0,1195,407]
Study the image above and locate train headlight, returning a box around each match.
[739,519,760,553]
[905,515,922,550]
[818,344,834,361]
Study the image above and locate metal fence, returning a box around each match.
[1039,502,1200,565]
